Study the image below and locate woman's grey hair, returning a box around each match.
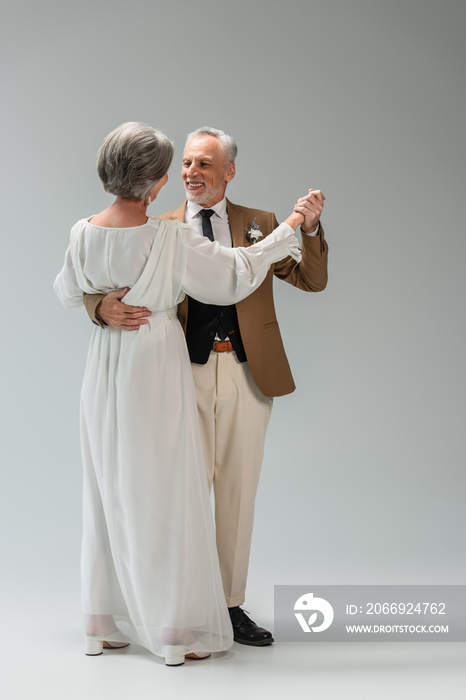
[185,126,237,164]
[97,122,174,199]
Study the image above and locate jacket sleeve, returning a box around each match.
[83,293,106,327]
[272,212,328,292]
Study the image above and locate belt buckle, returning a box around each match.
[213,341,233,353]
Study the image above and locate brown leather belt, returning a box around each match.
[213,341,234,353]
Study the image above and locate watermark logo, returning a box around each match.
[294,592,334,632]
[275,586,466,642]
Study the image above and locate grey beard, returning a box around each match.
[184,181,225,205]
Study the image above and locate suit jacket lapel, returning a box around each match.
[226,199,246,248]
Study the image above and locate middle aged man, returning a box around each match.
[83,127,328,647]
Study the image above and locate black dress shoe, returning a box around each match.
[228,607,274,646]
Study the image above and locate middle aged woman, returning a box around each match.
[54,122,305,666]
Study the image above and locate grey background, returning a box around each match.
[1,0,465,697]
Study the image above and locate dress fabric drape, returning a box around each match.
[53,216,295,658]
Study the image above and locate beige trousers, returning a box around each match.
[191,351,273,607]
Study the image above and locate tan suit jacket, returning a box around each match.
[83,199,328,397]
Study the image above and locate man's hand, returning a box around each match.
[294,189,326,234]
[96,288,150,330]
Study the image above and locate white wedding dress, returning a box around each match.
[54,216,299,660]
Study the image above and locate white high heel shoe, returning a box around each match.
[163,645,186,666]
[163,645,211,666]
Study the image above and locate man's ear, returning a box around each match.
[225,161,236,183]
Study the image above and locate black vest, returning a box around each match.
[186,297,247,364]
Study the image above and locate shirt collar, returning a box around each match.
[186,197,228,222]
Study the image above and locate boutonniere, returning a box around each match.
[246,217,263,244]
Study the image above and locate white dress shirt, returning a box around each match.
[186,198,233,247]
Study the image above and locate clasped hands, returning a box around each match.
[294,188,325,234]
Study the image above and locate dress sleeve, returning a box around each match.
[53,240,84,308]
[182,222,301,305]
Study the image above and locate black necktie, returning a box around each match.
[198,208,228,341]
[199,209,215,241]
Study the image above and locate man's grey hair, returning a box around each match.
[97,122,174,200]
[185,126,238,164]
